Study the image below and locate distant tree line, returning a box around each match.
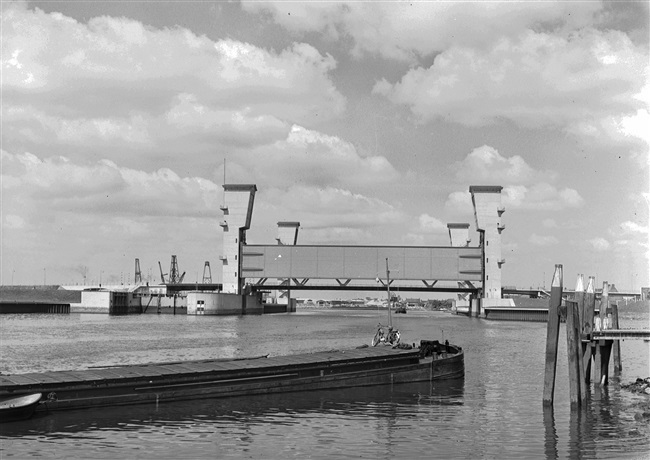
[424,299,453,310]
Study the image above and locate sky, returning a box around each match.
[1,0,648,293]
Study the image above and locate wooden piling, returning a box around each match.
[599,340,613,385]
[566,300,583,408]
[573,275,587,401]
[611,302,622,372]
[584,276,596,333]
[583,277,596,384]
[543,264,563,406]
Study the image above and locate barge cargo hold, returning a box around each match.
[0,340,463,416]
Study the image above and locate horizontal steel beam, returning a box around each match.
[250,284,479,294]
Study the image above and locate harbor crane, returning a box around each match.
[159,255,185,284]
[158,261,167,284]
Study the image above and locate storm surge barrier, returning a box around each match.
[241,244,483,293]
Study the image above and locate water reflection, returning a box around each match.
[543,406,558,460]
[0,379,465,439]
[542,384,649,460]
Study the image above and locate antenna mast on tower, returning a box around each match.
[168,255,185,283]
[134,258,142,284]
[222,158,227,207]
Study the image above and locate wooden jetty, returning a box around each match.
[543,265,650,409]
[0,341,463,418]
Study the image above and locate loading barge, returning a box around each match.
[0,340,463,419]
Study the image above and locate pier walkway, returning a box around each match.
[591,329,650,340]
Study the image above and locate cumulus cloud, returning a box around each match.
[164,93,290,146]
[1,149,231,284]
[619,220,649,234]
[258,185,404,233]
[1,150,221,218]
[529,234,559,246]
[373,29,648,136]
[588,237,611,251]
[242,2,600,61]
[445,147,584,212]
[4,214,26,229]
[451,145,548,185]
[566,106,650,158]
[444,191,474,215]
[2,106,152,146]
[502,184,584,211]
[418,214,447,233]
[228,125,400,189]
[1,3,346,152]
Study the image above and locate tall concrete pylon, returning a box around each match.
[276,221,300,246]
[447,223,472,303]
[469,185,505,300]
[276,222,300,305]
[220,184,257,294]
[447,223,471,247]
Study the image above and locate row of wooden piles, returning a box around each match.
[543,264,622,409]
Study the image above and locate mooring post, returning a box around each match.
[573,275,587,401]
[566,299,582,408]
[593,282,609,385]
[575,274,585,330]
[583,277,596,384]
[543,264,563,406]
[599,340,613,385]
[612,302,622,372]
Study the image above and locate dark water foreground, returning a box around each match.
[1,308,648,459]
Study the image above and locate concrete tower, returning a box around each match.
[276,221,300,246]
[220,184,256,294]
[447,223,471,247]
[469,186,505,301]
[448,223,474,308]
[276,222,300,309]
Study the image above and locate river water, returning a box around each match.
[1,307,648,459]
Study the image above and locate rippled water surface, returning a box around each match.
[1,307,649,459]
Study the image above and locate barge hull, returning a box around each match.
[0,343,463,413]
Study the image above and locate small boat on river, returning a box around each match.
[0,392,42,422]
[0,342,463,416]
